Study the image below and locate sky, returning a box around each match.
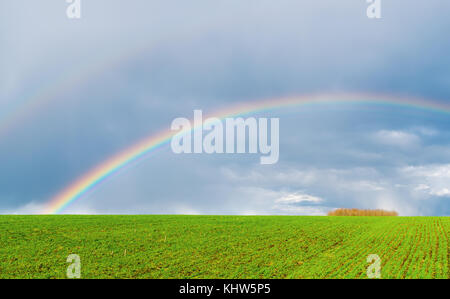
[1,0,450,216]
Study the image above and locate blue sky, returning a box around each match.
[1,0,450,215]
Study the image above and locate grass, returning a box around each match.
[0,215,448,279]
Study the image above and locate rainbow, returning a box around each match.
[43,93,450,214]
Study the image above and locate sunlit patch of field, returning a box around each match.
[0,215,448,278]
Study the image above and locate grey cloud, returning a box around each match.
[1,1,450,215]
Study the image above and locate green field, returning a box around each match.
[0,215,448,279]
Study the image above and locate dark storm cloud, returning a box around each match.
[1,0,450,215]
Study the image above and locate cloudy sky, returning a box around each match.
[1,0,450,216]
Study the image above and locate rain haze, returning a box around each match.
[1,0,450,216]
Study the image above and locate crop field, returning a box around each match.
[0,215,448,279]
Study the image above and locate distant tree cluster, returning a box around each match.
[328,208,398,216]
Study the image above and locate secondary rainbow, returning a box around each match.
[0,40,156,137]
[44,93,450,214]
